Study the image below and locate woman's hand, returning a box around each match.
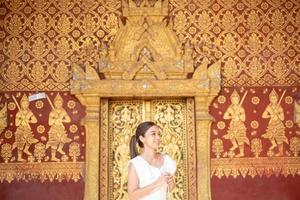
[156,173,175,191]
[166,174,175,191]
[156,173,169,187]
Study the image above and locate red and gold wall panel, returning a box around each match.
[0,0,299,199]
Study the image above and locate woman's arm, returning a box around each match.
[128,163,166,200]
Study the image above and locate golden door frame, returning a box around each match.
[70,61,221,200]
[105,98,195,200]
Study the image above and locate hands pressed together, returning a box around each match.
[157,172,175,190]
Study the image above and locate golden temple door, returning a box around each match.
[100,98,197,200]
[72,2,221,199]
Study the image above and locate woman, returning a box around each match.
[128,121,176,200]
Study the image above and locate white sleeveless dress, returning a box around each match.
[129,154,176,200]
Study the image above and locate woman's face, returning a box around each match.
[140,125,161,150]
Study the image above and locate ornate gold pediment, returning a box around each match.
[71,0,221,96]
[74,0,197,81]
[107,0,193,79]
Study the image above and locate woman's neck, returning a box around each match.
[141,148,157,162]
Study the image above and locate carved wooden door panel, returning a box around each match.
[100,98,197,200]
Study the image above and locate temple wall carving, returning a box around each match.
[0,0,299,200]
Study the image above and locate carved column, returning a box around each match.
[195,96,213,200]
[76,95,100,200]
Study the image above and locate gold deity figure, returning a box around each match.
[0,102,7,134]
[114,135,130,199]
[163,133,181,162]
[46,94,72,162]
[223,90,249,157]
[295,99,300,127]
[262,89,288,156]
[12,95,38,162]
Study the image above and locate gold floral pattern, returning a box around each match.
[4,130,13,139]
[0,0,299,91]
[67,100,76,109]
[1,143,12,163]
[69,124,78,133]
[34,142,46,162]
[35,100,44,109]
[69,142,80,162]
[37,125,45,134]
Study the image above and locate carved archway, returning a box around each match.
[71,1,221,200]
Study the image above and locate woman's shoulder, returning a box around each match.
[128,155,144,167]
[162,153,176,167]
[161,153,176,174]
[161,153,175,161]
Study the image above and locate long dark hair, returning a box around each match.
[129,121,157,159]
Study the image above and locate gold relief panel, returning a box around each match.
[101,99,197,200]
[152,99,187,200]
[108,100,143,200]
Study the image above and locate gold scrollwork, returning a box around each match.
[109,100,143,200]
[103,98,195,200]
[152,99,188,200]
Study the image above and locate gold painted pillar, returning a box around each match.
[79,95,100,200]
[195,96,213,200]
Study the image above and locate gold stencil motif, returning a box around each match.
[211,157,300,178]
[46,94,72,162]
[212,138,224,159]
[261,89,287,157]
[0,92,84,182]
[12,94,39,162]
[222,90,249,158]
[211,88,300,179]
[250,138,263,158]
[0,162,83,183]
[0,0,299,91]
